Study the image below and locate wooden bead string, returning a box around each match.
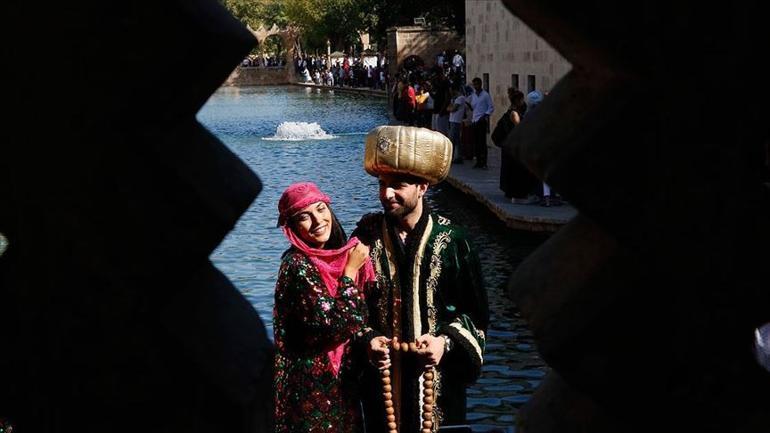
[381,336,436,433]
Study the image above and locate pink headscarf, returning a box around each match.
[278,182,376,376]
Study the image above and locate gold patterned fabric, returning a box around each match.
[364,126,453,185]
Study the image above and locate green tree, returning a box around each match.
[284,0,376,53]
[220,0,287,29]
[366,0,465,47]
[221,0,464,56]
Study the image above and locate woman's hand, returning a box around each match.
[343,243,370,279]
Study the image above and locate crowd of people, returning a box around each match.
[392,49,563,207]
[240,51,389,90]
[241,54,286,68]
[295,53,389,90]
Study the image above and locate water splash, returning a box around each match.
[264,121,337,141]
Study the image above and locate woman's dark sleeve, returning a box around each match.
[277,254,368,348]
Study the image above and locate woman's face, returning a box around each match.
[291,201,332,248]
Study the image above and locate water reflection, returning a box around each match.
[428,185,549,430]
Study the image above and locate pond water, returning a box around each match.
[197,85,550,431]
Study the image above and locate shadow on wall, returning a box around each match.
[226,66,292,86]
[1,1,272,433]
[388,26,464,77]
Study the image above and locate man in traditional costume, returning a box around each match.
[353,126,489,433]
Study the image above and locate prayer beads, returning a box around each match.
[381,338,436,433]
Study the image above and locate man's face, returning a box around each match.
[378,175,428,219]
[472,80,482,92]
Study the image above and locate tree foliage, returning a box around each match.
[283,0,378,52]
[220,0,464,54]
[369,0,465,41]
[220,0,287,29]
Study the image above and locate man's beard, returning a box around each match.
[382,198,418,220]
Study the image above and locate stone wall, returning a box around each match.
[465,0,571,128]
[224,66,293,86]
[386,26,464,79]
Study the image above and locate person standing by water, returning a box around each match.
[495,88,540,204]
[392,73,403,120]
[353,126,489,433]
[273,182,376,433]
[400,77,417,126]
[447,84,467,164]
[415,83,433,128]
[469,77,494,169]
[431,72,451,136]
[525,90,563,206]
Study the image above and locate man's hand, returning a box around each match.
[415,334,446,368]
[368,336,392,370]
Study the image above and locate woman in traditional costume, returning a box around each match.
[273,182,375,433]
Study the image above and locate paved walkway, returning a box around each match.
[445,144,576,232]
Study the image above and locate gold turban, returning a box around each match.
[364,126,453,185]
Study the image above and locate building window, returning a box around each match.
[527,75,536,93]
[483,73,490,92]
[511,74,519,90]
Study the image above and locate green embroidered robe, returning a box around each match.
[352,211,489,433]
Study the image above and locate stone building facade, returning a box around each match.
[386,26,464,80]
[465,1,571,128]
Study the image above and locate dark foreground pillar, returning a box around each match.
[1,1,272,432]
[501,1,770,432]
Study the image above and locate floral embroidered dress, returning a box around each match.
[273,250,368,433]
